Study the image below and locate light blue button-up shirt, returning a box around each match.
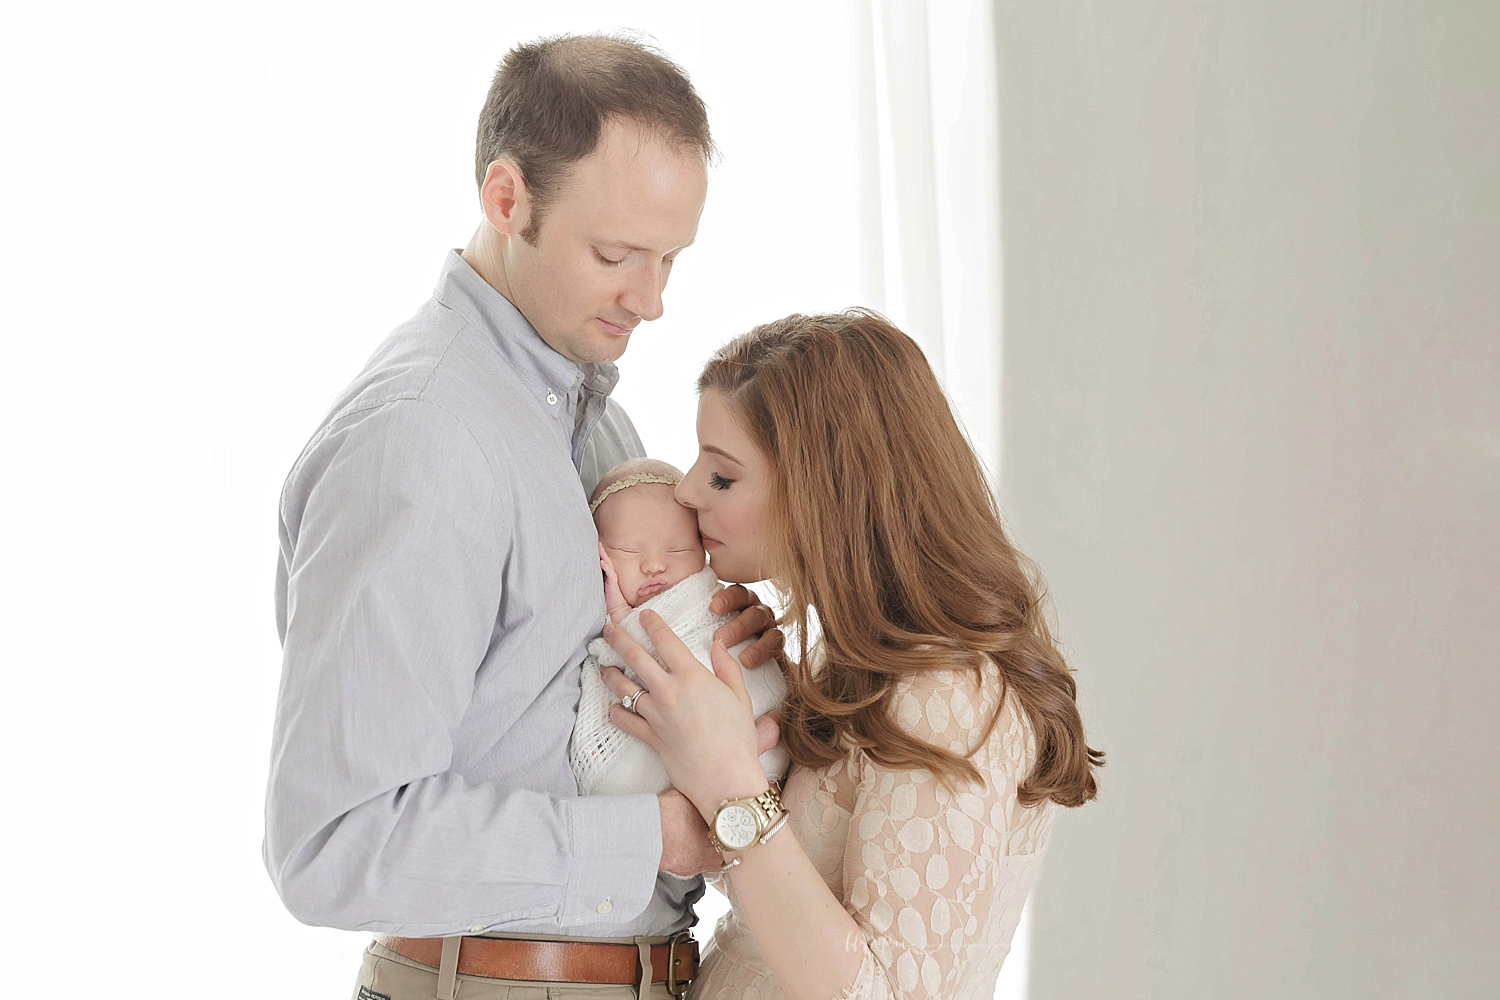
[265,251,700,937]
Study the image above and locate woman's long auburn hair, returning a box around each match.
[699,310,1102,807]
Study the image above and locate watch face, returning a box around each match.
[715,803,759,851]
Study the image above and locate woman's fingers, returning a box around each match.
[710,637,750,702]
[599,664,636,698]
[600,666,662,747]
[602,622,669,687]
[609,702,661,748]
[637,610,705,676]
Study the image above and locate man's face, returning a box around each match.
[502,121,709,364]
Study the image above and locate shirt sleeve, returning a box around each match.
[264,397,662,935]
[831,668,1053,999]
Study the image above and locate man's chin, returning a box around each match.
[577,333,630,365]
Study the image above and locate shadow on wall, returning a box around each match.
[995,2,1500,998]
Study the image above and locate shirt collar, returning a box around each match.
[433,249,620,404]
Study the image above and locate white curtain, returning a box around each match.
[851,0,1006,488]
[850,4,1027,998]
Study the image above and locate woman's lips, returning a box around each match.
[701,535,723,551]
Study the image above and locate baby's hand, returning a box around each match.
[599,542,631,623]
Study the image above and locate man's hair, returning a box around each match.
[475,33,715,246]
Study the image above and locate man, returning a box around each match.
[265,35,781,999]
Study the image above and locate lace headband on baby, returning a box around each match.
[589,471,683,514]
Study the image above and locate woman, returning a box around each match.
[602,310,1102,1000]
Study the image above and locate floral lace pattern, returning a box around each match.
[692,663,1054,1000]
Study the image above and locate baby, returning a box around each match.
[571,458,789,797]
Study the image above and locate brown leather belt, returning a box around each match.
[376,932,699,994]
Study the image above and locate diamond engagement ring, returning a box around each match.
[620,689,645,714]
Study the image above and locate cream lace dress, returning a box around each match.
[691,663,1054,1000]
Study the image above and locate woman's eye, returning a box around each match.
[709,473,735,491]
[594,249,624,266]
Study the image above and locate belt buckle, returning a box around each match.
[666,929,695,996]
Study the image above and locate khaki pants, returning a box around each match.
[351,938,684,1000]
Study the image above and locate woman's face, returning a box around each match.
[675,390,775,584]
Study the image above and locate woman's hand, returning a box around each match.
[709,584,786,669]
[602,610,770,820]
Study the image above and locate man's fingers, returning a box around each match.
[754,711,782,756]
[740,623,786,669]
[709,583,754,615]
[714,603,776,651]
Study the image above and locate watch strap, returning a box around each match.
[708,785,786,853]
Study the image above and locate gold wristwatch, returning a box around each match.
[707,785,787,853]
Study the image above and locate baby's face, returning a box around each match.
[594,484,707,606]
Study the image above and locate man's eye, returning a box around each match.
[594,249,624,266]
[709,473,735,491]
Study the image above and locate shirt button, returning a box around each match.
[469,923,484,933]
[546,391,558,405]
[595,898,614,914]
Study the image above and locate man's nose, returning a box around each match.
[621,263,665,322]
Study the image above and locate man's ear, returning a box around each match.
[479,160,530,237]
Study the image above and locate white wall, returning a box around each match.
[994,2,1500,997]
[1,3,864,994]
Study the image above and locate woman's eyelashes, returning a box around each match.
[709,472,735,491]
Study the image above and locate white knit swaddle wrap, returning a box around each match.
[571,566,790,796]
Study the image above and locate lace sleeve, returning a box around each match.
[832,666,1054,1000]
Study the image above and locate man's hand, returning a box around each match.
[657,717,781,876]
[709,584,786,669]
[659,789,721,875]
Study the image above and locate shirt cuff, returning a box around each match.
[558,792,662,925]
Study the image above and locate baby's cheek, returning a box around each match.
[616,566,642,601]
